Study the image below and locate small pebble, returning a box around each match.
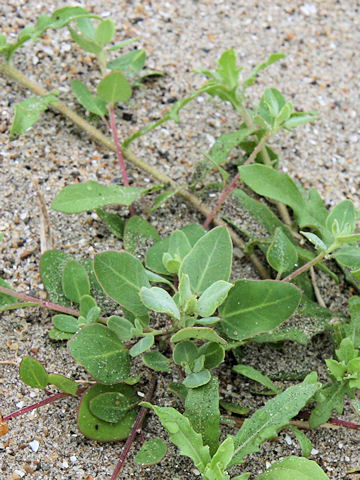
[28,440,39,452]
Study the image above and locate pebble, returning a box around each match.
[28,440,39,452]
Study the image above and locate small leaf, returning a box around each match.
[68,26,102,54]
[97,72,132,104]
[107,49,146,76]
[19,357,48,389]
[124,216,160,254]
[143,403,211,471]
[171,327,226,345]
[52,314,79,333]
[301,232,328,252]
[47,373,78,395]
[10,94,58,139]
[49,328,73,340]
[89,392,132,423]
[173,341,199,366]
[72,80,107,116]
[140,287,180,320]
[289,425,313,458]
[78,383,138,441]
[263,88,286,117]
[50,7,100,29]
[69,324,130,383]
[62,260,90,303]
[220,401,250,416]
[95,19,115,46]
[134,438,167,465]
[219,280,301,340]
[256,456,330,480]
[107,315,134,341]
[198,342,225,369]
[52,181,144,214]
[334,246,360,268]
[197,281,233,317]
[266,228,298,275]
[326,200,355,235]
[129,335,154,357]
[179,227,233,295]
[79,295,97,318]
[243,53,285,90]
[143,351,170,372]
[233,364,281,394]
[94,251,149,316]
[183,370,211,388]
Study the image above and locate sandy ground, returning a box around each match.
[0,0,360,479]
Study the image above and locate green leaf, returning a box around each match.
[263,88,286,117]
[95,19,115,46]
[179,227,232,295]
[143,403,211,472]
[78,383,138,441]
[76,17,95,39]
[129,335,154,357]
[72,80,107,116]
[95,208,124,239]
[143,351,170,372]
[204,436,234,478]
[19,357,48,389]
[134,438,167,465]
[219,401,250,416]
[68,26,102,54]
[62,260,90,303]
[0,278,18,306]
[183,370,211,388]
[215,48,241,91]
[69,324,130,383]
[94,251,149,316]
[140,287,180,320]
[52,181,144,214]
[168,382,188,403]
[52,314,79,333]
[184,376,220,455]
[239,164,305,214]
[97,72,132,104]
[197,281,233,317]
[283,112,319,129]
[89,392,132,423]
[49,328,73,340]
[266,228,298,275]
[206,127,255,166]
[256,456,330,480]
[198,342,225,369]
[124,216,160,254]
[107,49,146,76]
[301,232,328,252]
[171,327,226,345]
[79,295,97,317]
[40,250,71,306]
[10,94,58,139]
[233,364,281,394]
[50,7,100,29]
[173,341,199,366]
[289,425,313,458]
[47,373,78,395]
[334,246,360,268]
[219,280,301,340]
[107,37,139,51]
[243,53,285,90]
[326,200,355,235]
[229,382,319,466]
[107,315,134,341]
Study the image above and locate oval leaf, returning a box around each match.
[171,327,226,345]
[183,370,211,388]
[51,181,144,214]
[107,315,134,341]
[140,287,180,320]
[94,251,149,316]
[219,280,301,340]
[62,260,90,303]
[197,281,233,317]
[19,357,48,389]
[179,227,232,295]
[134,438,167,465]
[69,324,130,383]
[142,351,170,372]
[266,228,298,275]
[47,373,78,395]
[78,383,138,441]
[129,335,154,357]
[97,72,132,104]
[257,456,330,480]
[89,392,132,423]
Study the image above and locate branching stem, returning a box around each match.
[282,252,325,283]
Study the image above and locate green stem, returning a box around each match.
[0,61,270,279]
[282,251,325,283]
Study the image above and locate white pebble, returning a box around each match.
[13,471,25,478]
[311,448,319,455]
[62,460,69,468]
[16,401,24,408]
[300,4,317,16]
[285,434,293,445]
[29,440,39,452]
[70,455,77,463]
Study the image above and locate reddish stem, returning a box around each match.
[282,252,325,283]
[108,106,135,216]
[0,285,80,316]
[3,392,69,422]
[328,417,360,430]
[110,375,156,480]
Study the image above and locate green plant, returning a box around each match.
[1,6,360,480]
